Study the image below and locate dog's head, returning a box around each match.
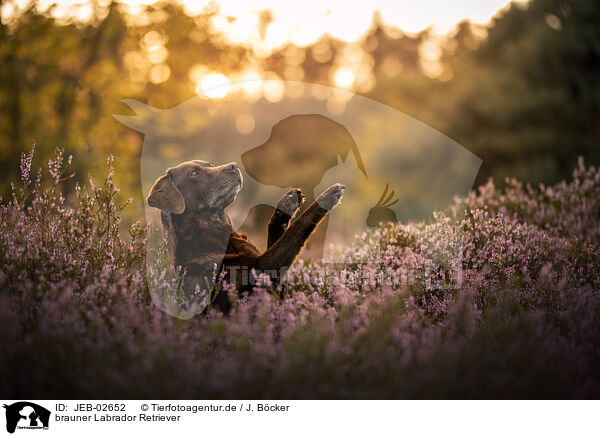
[147,160,243,214]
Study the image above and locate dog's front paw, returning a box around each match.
[276,188,305,216]
[316,183,345,210]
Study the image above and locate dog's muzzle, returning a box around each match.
[222,162,243,190]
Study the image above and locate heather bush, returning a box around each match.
[1,147,599,399]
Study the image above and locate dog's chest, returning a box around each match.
[169,214,232,264]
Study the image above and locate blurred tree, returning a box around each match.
[0,1,135,199]
[434,0,600,185]
[0,1,248,219]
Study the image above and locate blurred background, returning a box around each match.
[1,0,599,221]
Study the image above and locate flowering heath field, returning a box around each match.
[1,146,599,399]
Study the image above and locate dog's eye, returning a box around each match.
[191,170,199,176]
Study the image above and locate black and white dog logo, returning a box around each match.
[3,402,50,433]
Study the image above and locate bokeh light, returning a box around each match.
[240,71,263,100]
[235,114,255,134]
[150,64,171,84]
[262,79,285,102]
[333,67,355,89]
[199,73,231,99]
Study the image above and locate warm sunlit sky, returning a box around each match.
[0,0,528,99]
[5,0,525,47]
[179,0,520,46]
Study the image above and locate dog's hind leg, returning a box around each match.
[267,188,305,248]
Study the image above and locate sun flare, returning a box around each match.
[198,73,231,99]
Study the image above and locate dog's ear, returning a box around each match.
[147,173,185,214]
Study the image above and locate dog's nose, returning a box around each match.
[223,162,238,172]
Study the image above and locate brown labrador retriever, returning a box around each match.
[147,160,344,312]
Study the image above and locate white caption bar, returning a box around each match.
[1,400,597,436]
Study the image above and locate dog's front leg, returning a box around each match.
[256,184,344,272]
[267,188,305,248]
